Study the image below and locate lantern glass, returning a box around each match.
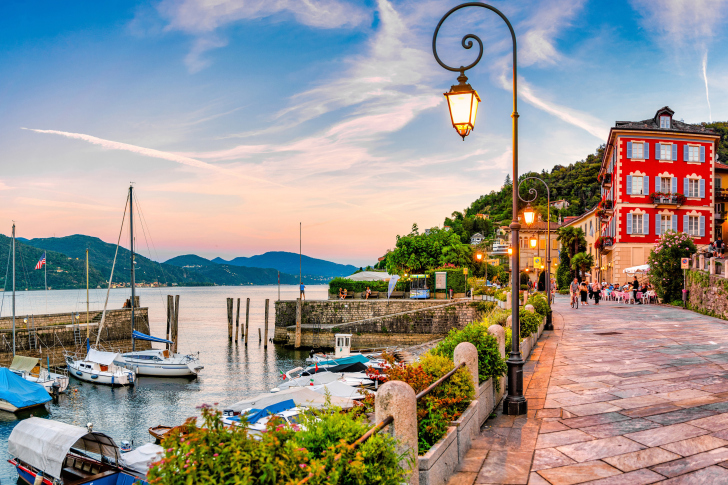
[530,237,537,248]
[523,207,536,226]
[476,253,483,260]
[507,247,513,256]
[445,85,480,139]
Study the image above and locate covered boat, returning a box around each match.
[8,417,147,484]
[227,387,355,414]
[10,355,69,394]
[223,399,304,431]
[121,443,163,476]
[0,368,51,413]
[66,349,136,387]
[114,332,203,377]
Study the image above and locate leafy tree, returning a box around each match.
[385,228,472,274]
[556,251,572,290]
[557,226,587,280]
[570,252,594,280]
[705,122,728,163]
[647,231,697,302]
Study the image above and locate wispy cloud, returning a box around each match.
[518,0,587,67]
[702,51,712,122]
[629,0,728,46]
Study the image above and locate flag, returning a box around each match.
[35,252,46,270]
[280,372,286,380]
[315,362,318,373]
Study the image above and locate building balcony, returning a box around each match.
[594,236,614,253]
[650,193,685,206]
[602,173,612,188]
[716,212,726,224]
[716,188,728,201]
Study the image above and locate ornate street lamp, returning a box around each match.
[476,253,483,260]
[433,2,526,416]
[523,204,536,227]
[444,74,481,140]
[529,236,537,249]
[518,177,553,330]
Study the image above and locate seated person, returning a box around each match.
[342,288,348,299]
[365,287,372,299]
[338,288,344,299]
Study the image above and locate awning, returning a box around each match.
[8,417,120,479]
[86,349,121,366]
[132,331,173,344]
[10,355,39,374]
[623,264,650,274]
[302,362,368,376]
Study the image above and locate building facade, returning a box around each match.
[598,107,719,284]
[563,207,600,281]
[507,219,560,285]
[715,162,728,240]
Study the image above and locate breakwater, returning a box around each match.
[274,299,486,349]
[0,307,151,367]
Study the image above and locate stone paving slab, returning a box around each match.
[445,297,728,485]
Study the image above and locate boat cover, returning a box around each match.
[8,417,120,479]
[278,372,341,390]
[302,362,368,376]
[0,368,50,409]
[122,443,164,474]
[9,356,39,373]
[228,387,353,412]
[132,331,173,344]
[86,349,122,366]
[312,381,370,399]
[237,399,296,425]
[313,355,369,367]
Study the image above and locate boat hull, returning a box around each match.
[118,361,200,377]
[69,366,135,387]
[0,399,48,414]
[11,459,145,485]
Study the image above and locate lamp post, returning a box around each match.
[518,177,553,330]
[433,2,525,415]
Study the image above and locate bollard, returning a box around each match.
[235,298,240,342]
[454,342,478,390]
[244,298,250,346]
[699,254,705,271]
[710,257,716,275]
[264,299,269,349]
[487,325,506,358]
[506,292,511,308]
[523,290,528,306]
[295,298,302,348]
[525,304,535,313]
[375,381,418,485]
[506,314,512,328]
[227,298,233,341]
[725,262,728,279]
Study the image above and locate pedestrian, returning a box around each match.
[365,286,371,300]
[716,236,724,258]
[300,282,306,300]
[580,281,589,305]
[591,281,601,305]
[632,276,640,304]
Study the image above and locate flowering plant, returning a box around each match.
[647,231,696,302]
[649,192,686,205]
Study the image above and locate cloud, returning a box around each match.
[629,0,728,46]
[154,0,369,71]
[702,51,712,122]
[518,0,587,66]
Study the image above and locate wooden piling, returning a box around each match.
[227,298,233,341]
[258,327,261,343]
[235,298,241,342]
[244,298,250,346]
[295,298,302,348]
[264,299,269,349]
[166,295,173,350]
[173,295,180,354]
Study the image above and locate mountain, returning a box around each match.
[212,251,358,278]
[164,254,215,268]
[0,234,107,291]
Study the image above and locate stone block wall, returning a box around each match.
[0,308,151,367]
[686,270,728,320]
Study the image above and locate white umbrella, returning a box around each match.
[346,271,391,281]
[623,264,650,274]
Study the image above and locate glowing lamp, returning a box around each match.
[507,247,513,256]
[444,73,480,140]
[529,237,537,248]
[476,253,483,260]
[523,204,536,227]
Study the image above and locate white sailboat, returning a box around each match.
[66,348,135,386]
[9,356,69,394]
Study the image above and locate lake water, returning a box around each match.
[0,284,329,483]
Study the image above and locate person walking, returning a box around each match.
[592,281,601,305]
[632,276,640,304]
[569,278,580,307]
[715,236,724,258]
[300,282,306,300]
[580,281,589,305]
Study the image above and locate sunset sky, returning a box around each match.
[1,0,726,266]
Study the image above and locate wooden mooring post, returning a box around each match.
[166,295,173,350]
[264,299,269,349]
[244,298,250,346]
[258,328,261,343]
[172,295,180,354]
[226,298,233,341]
[235,298,241,342]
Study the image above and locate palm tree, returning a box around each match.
[570,252,594,280]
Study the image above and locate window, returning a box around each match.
[660,144,672,160]
[661,177,672,193]
[632,176,644,195]
[632,142,644,159]
[688,146,700,162]
[689,179,700,198]
[716,178,722,189]
[660,116,670,128]
[633,214,644,234]
[688,216,700,236]
[661,216,672,234]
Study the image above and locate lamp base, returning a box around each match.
[545,312,553,330]
[503,354,527,415]
[503,395,528,415]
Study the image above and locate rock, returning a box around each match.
[525,304,535,313]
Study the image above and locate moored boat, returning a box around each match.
[66,349,136,386]
[9,355,69,394]
[0,368,51,413]
[8,417,151,484]
[114,332,203,377]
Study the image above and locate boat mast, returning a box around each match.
[11,223,15,357]
[130,185,136,352]
[86,248,89,340]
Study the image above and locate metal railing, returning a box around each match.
[296,361,466,484]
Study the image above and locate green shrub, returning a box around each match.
[647,231,697,302]
[470,301,496,313]
[558,288,569,295]
[529,293,551,317]
[431,323,507,389]
[148,405,407,485]
[519,308,541,337]
[425,268,468,293]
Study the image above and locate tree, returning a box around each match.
[570,252,594,280]
[647,231,697,302]
[557,226,587,280]
[386,227,473,274]
[556,251,571,290]
[504,174,512,187]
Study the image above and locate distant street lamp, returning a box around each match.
[529,236,537,249]
[476,253,483,260]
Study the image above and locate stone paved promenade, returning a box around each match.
[448,296,728,484]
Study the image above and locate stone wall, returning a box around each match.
[0,308,151,367]
[686,270,728,320]
[274,299,489,348]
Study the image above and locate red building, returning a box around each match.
[597,107,720,284]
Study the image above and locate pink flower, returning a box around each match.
[213,453,219,457]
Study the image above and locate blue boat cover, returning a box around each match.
[314,354,369,367]
[132,331,173,344]
[230,399,296,425]
[0,368,51,409]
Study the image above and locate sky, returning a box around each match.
[0,0,727,266]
